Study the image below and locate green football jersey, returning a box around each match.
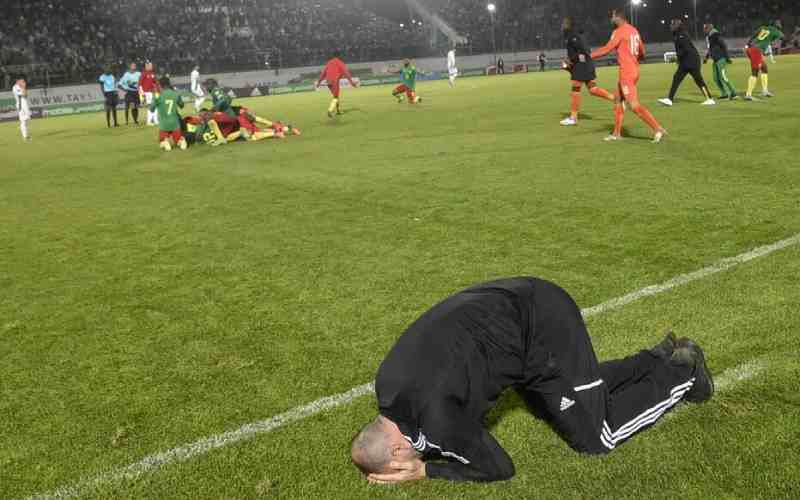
[185,120,218,145]
[150,89,184,132]
[400,66,417,89]
[210,87,236,117]
[752,25,783,51]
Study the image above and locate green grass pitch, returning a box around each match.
[2,56,800,499]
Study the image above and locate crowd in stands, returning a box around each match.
[0,0,797,88]
[0,0,429,87]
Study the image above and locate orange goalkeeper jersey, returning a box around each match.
[592,22,645,81]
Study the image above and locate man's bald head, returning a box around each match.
[351,416,393,475]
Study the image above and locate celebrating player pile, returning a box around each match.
[591,8,667,143]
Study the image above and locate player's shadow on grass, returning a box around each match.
[484,388,564,437]
[560,113,596,120]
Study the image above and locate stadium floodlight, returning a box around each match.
[487,3,496,13]
[631,0,641,5]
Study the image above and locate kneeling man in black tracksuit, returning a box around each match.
[351,277,713,483]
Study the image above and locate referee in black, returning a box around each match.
[659,19,715,107]
[351,277,713,483]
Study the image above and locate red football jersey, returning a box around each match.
[139,71,159,93]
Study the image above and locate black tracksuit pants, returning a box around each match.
[668,65,708,100]
[518,279,695,454]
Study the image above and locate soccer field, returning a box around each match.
[2,56,800,499]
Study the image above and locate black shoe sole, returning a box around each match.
[679,340,714,403]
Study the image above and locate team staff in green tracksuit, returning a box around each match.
[703,24,737,100]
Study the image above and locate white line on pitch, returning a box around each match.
[26,233,800,499]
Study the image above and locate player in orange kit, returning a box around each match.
[591,8,667,143]
[315,51,359,118]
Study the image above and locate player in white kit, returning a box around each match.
[13,78,31,141]
[190,65,206,111]
[447,47,458,87]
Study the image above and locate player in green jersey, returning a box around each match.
[205,79,237,118]
[391,59,423,104]
[150,77,187,151]
[744,21,784,100]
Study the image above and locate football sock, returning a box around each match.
[328,98,338,113]
[106,109,112,127]
[746,76,757,96]
[132,107,139,124]
[570,91,581,119]
[589,86,614,101]
[208,121,226,142]
[633,105,661,132]
[225,131,242,142]
[701,85,712,100]
[254,115,273,127]
[760,73,768,92]
[20,120,28,139]
[613,103,624,136]
[251,130,275,141]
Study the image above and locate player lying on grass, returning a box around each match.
[560,16,614,126]
[704,24,737,101]
[351,277,713,483]
[183,108,300,147]
[744,20,784,101]
[390,59,423,104]
[150,77,187,152]
[657,19,715,107]
[591,8,667,143]
[315,52,359,118]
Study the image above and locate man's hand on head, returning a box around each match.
[367,458,426,484]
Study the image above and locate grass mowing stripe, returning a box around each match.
[26,233,799,500]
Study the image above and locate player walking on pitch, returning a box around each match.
[392,60,422,104]
[316,52,358,118]
[12,78,31,141]
[560,17,614,126]
[744,21,784,100]
[704,24,737,101]
[139,62,159,125]
[658,19,715,107]
[190,65,206,111]
[447,47,458,87]
[591,9,667,143]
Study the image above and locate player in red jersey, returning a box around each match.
[591,9,667,143]
[138,62,160,126]
[315,52,359,118]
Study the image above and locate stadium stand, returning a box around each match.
[0,0,796,87]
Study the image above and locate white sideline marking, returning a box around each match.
[663,359,767,422]
[580,233,800,318]
[27,233,800,499]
